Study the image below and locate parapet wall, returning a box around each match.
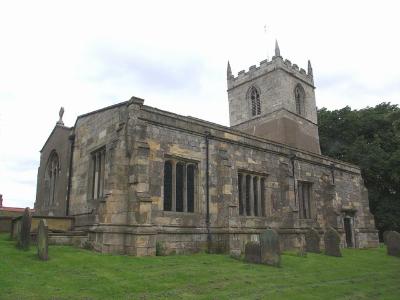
[228,56,314,90]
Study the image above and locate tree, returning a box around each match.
[318,103,400,239]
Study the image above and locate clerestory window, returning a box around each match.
[163,159,197,213]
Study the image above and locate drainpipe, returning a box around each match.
[66,132,75,216]
[205,131,211,252]
[289,153,297,207]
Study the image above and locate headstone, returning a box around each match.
[260,229,281,267]
[324,227,342,257]
[244,241,261,264]
[37,219,49,261]
[17,208,32,250]
[386,231,400,257]
[305,228,321,253]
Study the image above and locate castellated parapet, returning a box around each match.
[228,55,314,91]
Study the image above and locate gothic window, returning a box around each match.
[238,172,267,217]
[91,147,106,200]
[163,159,197,213]
[294,84,305,116]
[298,181,312,219]
[45,151,59,206]
[249,86,261,116]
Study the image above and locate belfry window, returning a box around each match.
[45,151,59,206]
[294,84,305,116]
[163,159,197,213]
[91,147,106,200]
[249,86,261,116]
[238,172,267,217]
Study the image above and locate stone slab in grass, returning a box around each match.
[305,228,321,253]
[386,231,400,257]
[17,208,32,251]
[37,219,49,261]
[260,229,281,267]
[324,227,341,257]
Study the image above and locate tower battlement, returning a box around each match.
[228,55,314,90]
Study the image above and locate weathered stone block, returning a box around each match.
[244,241,261,263]
[305,228,321,253]
[324,227,341,257]
[386,231,400,257]
[17,208,32,251]
[37,219,49,261]
[260,229,281,267]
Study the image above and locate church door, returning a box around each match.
[344,217,354,248]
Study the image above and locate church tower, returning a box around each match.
[227,41,321,154]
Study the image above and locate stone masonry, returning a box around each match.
[34,43,379,256]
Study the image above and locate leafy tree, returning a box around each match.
[318,103,400,239]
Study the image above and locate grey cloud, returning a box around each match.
[85,44,205,93]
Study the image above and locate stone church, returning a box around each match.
[34,43,379,256]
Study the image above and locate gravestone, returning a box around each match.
[244,241,261,264]
[37,219,49,261]
[17,208,32,250]
[305,228,321,253]
[260,229,281,267]
[324,227,342,257]
[386,231,400,257]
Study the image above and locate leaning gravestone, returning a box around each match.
[37,219,49,261]
[324,227,342,257]
[386,231,400,257]
[305,228,321,253]
[260,229,281,267]
[17,208,32,250]
[244,241,261,264]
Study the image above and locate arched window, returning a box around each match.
[45,151,59,206]
[294,84,305,116]
[248,86,261,116]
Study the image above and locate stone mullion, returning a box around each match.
[250,175,254,216]
[241,174,246,216]
[171,160,177,212]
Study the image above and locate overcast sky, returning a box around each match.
[1,0,399,208]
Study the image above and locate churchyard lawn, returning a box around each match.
[0,234,399,299]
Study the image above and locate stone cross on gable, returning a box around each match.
[57,107,64,126]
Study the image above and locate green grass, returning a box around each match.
[0,234,399,300]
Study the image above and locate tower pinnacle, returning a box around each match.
[227,61,232,79]
[274,40,281,57]
[308,60,313,76]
